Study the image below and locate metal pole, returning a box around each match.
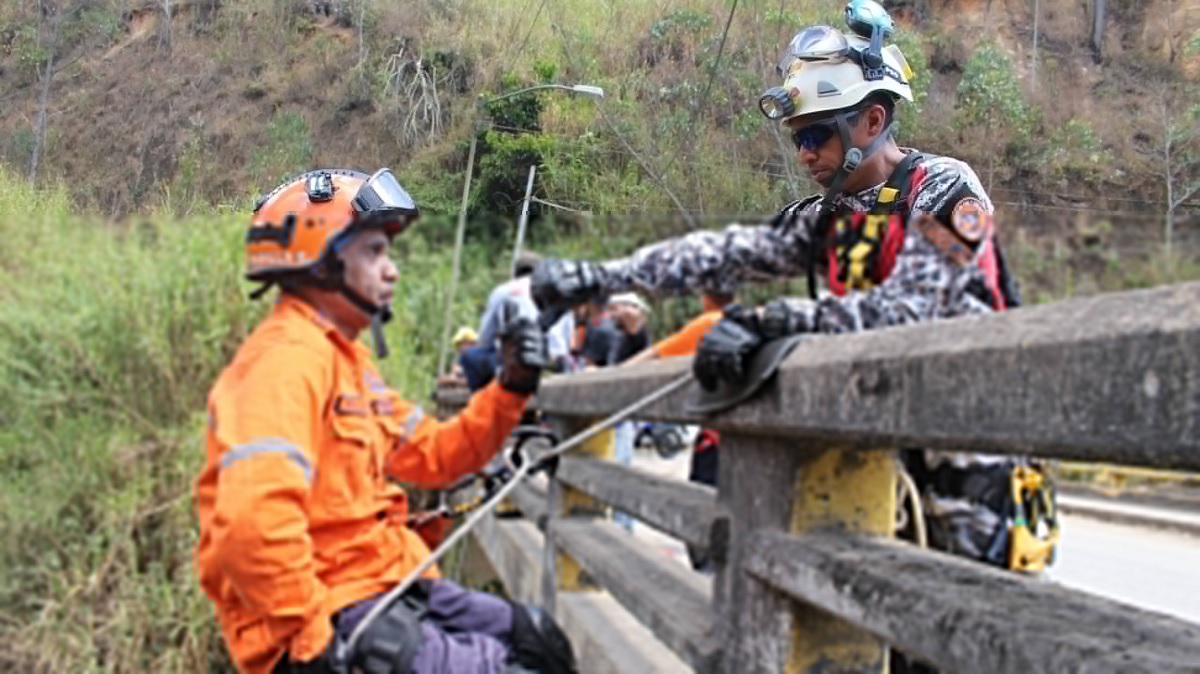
[437,133,478,377]
[510,164,538,277]
[1031,0,1040,93]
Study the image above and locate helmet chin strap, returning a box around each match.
[808,112,895,301]
[338,284,392,360]
[819,112,895,212]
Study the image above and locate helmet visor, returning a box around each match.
[777,25,850,75]
[352,168,420,233]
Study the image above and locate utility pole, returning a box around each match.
[436,132,477,377]
[1091,0,1107,60]
[511,164,538,277]
[29,7,65,182]
[1031,0,1040,92]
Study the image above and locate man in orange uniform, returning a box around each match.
[194,168,577,674]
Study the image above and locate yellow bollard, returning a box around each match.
[788,447,897,674]
[556,423,614,591]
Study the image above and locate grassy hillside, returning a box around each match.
[1,0,1198,669]
[3,0,1198,229]
[1,0,1196,302]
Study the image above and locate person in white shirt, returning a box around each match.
[460,251,574,391]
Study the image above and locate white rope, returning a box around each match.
[339,373,694,661]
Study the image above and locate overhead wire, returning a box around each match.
[509,0,551,66]
[481,122,1200,214]
[656,0,741,186]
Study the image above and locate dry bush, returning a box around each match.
[381,46,447,148]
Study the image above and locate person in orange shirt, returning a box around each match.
[193,168,577,674]
[622,291,734,365]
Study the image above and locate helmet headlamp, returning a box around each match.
[756,1,910,124]
[759,87,798,120]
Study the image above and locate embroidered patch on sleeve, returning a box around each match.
[914,215,974,268]
[949,197,990,244]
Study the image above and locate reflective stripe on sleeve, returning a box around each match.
[220,438,313,483]
[405,407,424,436]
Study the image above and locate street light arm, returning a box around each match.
[486,83,605,104]
[568,84,605,98]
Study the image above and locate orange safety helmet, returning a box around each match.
[246,168,419,359]
[246,168,419,286]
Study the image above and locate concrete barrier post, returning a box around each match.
[788,446,896,673]
[715,434,896,673]
[541,417,614,615]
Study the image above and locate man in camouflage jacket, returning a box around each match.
[531,18,1025,576]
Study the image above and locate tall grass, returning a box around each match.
[0,169,252,671]
[0,165,522,671]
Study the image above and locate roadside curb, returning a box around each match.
[1057,493,1200,538]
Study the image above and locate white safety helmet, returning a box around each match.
[759,24,915,124]
[757,2,919,210]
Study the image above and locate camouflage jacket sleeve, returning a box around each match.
[597,200,818,295]
[909,154,994,220]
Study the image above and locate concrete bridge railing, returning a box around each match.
[447,281,1200,673]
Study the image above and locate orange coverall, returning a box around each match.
[194,296,527,674]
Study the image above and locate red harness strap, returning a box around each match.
[824,157,1008,311]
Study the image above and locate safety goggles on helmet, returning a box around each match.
[776,25,852,74]
[349,168,420,233]
[759,7,909,122]
[774,0,896,73]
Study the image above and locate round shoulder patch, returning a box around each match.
[950,197,990,243]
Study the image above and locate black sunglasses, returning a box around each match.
[789,110,862,152]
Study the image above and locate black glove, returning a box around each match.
[692,304,764,392]
[758,298,813,341]
[499,313,549,395]
[530,259,608,321]
[547,354,570,374]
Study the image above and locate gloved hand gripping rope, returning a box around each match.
[336,372,695,667]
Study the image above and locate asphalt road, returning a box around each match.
[628,447,1200,627]
[1047,512,1200,625]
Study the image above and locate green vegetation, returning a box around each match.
[1,0,1198,670]
[955,42,1036,190]
[0,171,244,671]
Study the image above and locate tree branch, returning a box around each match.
[1170,182,1200,209]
